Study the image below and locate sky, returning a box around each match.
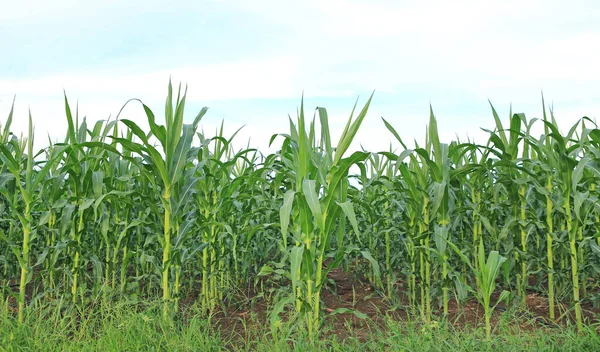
[1,0,599,154]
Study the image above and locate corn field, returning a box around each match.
[1,83,599,340]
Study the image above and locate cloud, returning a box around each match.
[0,57,300,100]
[1,0,599,154]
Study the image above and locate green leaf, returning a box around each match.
[361,250,382,287]
[329,308,368,319]
[302,179,323,229]
[336,200,360,242]
[290,245,304,296]
[280,190,295,248]
[334,92,374,166]
[257,265,274,277]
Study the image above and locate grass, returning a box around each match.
[1,299,599,351]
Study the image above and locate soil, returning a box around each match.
[197,268,600,344]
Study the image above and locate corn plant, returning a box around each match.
[275,95,381,337]
[114,81,207,317]
[356,150,397,298]
[449,238,510,341]
[194,124,254,313]
[0,106,64,322]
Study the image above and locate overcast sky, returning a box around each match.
[1,0,599,153]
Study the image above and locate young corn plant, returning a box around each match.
[357,150,397,298]
[277,95,380,338]
[447,238,510,341]
[487,107,528,306]
[0,100,15,300]
[0,108,63,322]
[59,98,120,302]
[382,117,434,322]
[114,81,207,318]
[194,124,251,314]
[426,109,454,317]
[525,102,559,320]
[542,117,586,330]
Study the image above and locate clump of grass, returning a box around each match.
[1,301,599,351]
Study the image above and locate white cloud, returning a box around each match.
[1,0,599,154]
[0,57,299,99]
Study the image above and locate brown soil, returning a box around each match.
[197,269,600,344]
[199,268,405,345]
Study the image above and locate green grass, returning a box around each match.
[1,300,599,351]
